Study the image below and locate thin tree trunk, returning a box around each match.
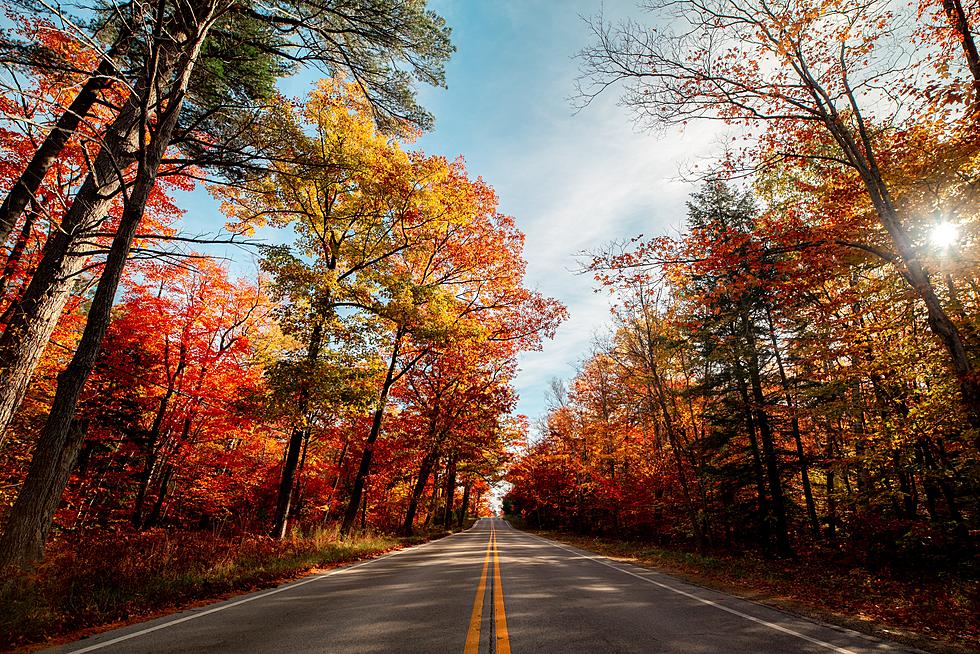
[442,454,457,530]
[131,450,161,528]
[892,451,916,519]
[272,318,323,538]
[734,363,771,549]
[360,484,368,531]
[402,448,438,535]
[638,300,708,546]
[942,0,980,103]
[764,307,820,539]
[646,376,703,547]
[290,430,312,520]
[918,437,964,524]
[741,313,792,556]
[271,427,305,539]
[425,461,441,528]
[142,412,194,530]
[0,200,38,302]
[457,480,470,529]
[321,438,350,525]
[143,463,174,529]
[132,347,185,527]
[825,425,837,541]
[340,330,403,536]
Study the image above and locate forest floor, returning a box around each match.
[530,530,979,654]
[0,523,467,652]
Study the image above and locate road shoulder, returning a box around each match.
[519,529,976,654]
[13,529,465,654]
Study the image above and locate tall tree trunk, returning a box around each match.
[360,484,368,530]
[825,426,837,541]
[0,20,207,565]
[142,413,194,530]
[457,480,470,529]
[917,438,964,524]
[143,463,174,529]
[646,377,703,548]
[851,381,872,501]
[271,318,323,538]
[340,331,403,536]
[290,430,312,520]
[320,438,350,525]
[442,454,457,530]
[892,452,916,519]
[0,27,185,438]
[0,200,38,302]
[637,298,708,546]
[734,357,770,549]
[741,313,792,557]
[132,347,185,527]
[819,99,980,430]
[0,417,88,564]
[0,201,38,441]
[796,54,980,428]
[271,427,305,539]
[0,31,132,245]
[941,0,980,104]
[764,307,820,539]
[425,460,441,528]
[0,147,137,437]
[131,449,161,528]
[402,447,438,535]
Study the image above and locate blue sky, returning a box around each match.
[413,1,721,421]
[179,1,722,424]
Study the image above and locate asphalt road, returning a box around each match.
[50,518,918,653]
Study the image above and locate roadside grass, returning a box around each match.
[0,524,459,652]
[527,529,978,654]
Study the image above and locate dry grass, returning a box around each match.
[533,530,979,654]
[0,526,436,651]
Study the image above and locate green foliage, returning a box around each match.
[264,352,381,422]
[191,10,292,108]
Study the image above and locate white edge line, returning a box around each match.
[65,529,475,654]
[524,532,862,654]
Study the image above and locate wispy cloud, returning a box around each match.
[505,102,719,417]
[416,0,724,419]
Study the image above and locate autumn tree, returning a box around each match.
[577,0,980,428]
[511,152,977,563]
[336,157,565,536]
[219,79,451,538]
[608,287,712,547]
[397,339,518,534]
[0,0,453,567]
[71,259,273,530]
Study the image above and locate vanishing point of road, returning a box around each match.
[49,518,918,653]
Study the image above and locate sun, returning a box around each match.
[930,222,959,248]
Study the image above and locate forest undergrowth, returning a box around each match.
[528,527,978,654]
[0,525,462,651]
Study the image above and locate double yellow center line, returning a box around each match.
[464,521,510,654]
